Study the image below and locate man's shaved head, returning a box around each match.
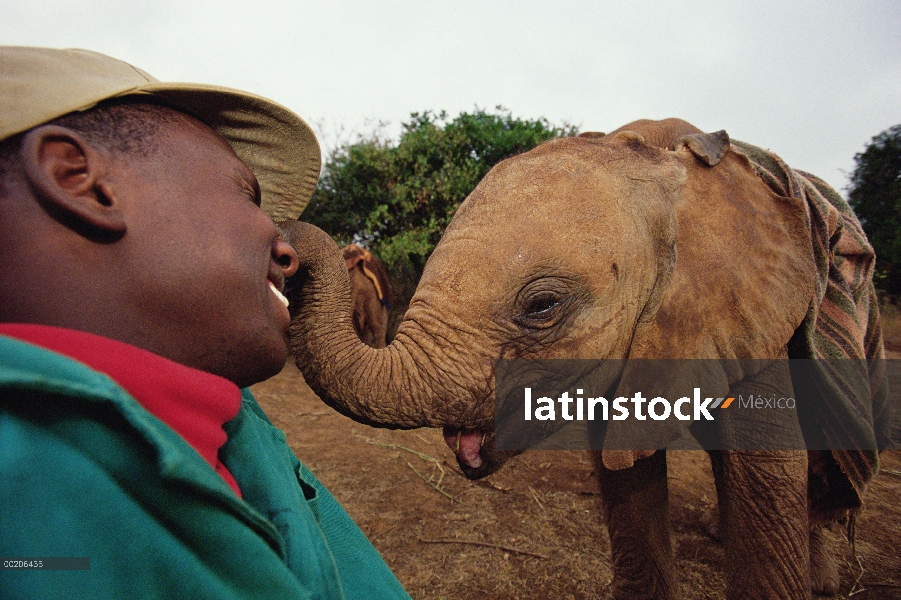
[0,101,187,189]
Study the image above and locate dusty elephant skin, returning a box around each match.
[279,118,886,599]
[341,243,393,348]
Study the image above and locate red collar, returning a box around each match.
[0,324,243,497]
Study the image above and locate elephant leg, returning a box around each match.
[360,321,376,347]
[350,298,367,343]
[594,449,679,600]
[709,449,809,599]
[372,307,389,349]
[808,523,839,596]
[369,303,388,349]
[703,452,840,596]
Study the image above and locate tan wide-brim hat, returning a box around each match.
[1,46,320,221]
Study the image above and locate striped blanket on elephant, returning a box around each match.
[732,140,890,512]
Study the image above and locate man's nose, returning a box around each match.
[273,239,299,278]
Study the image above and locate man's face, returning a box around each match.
[114,115,295,387]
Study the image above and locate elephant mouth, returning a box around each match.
[442,427,518,480]
[443,427,488,469]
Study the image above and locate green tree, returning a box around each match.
[847,124,901,298]
[303,107,577,316]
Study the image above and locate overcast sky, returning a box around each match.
[3,1,899,194]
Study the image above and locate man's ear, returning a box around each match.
[19,125,126,239]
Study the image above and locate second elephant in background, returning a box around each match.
[342,244,393,348]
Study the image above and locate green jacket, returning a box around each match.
[0,335,411,600]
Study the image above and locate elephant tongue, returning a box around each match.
[443,428,483,469]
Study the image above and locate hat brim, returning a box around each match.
[117,83,320,221]
[1,47,319,220]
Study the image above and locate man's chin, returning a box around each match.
[234,340,289,388]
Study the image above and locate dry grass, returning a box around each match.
[253,362,901,600]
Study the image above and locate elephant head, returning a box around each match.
[341,243,393,349]
[280,118,815,478]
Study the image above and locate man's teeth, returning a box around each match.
[269,281,289,308]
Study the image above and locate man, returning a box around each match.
[0,46,411,599]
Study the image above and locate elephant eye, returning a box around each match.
[525,294,560,316]
[512,275,582,331]
[515,291,564,328]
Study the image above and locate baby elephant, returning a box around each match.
[282,118,888,599]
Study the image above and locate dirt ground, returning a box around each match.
[251,357,901,600]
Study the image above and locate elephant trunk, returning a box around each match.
[279,221,489,430]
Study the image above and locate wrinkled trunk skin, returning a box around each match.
[278,221,494,431]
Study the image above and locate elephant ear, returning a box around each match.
[672,129,730,165]
[600,135,817,470]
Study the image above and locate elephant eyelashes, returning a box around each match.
[513,275,584,330]
[515,292,565,328]
[526,294,560,316]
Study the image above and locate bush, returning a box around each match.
[303,107,578,334]
[847,124,901,299]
